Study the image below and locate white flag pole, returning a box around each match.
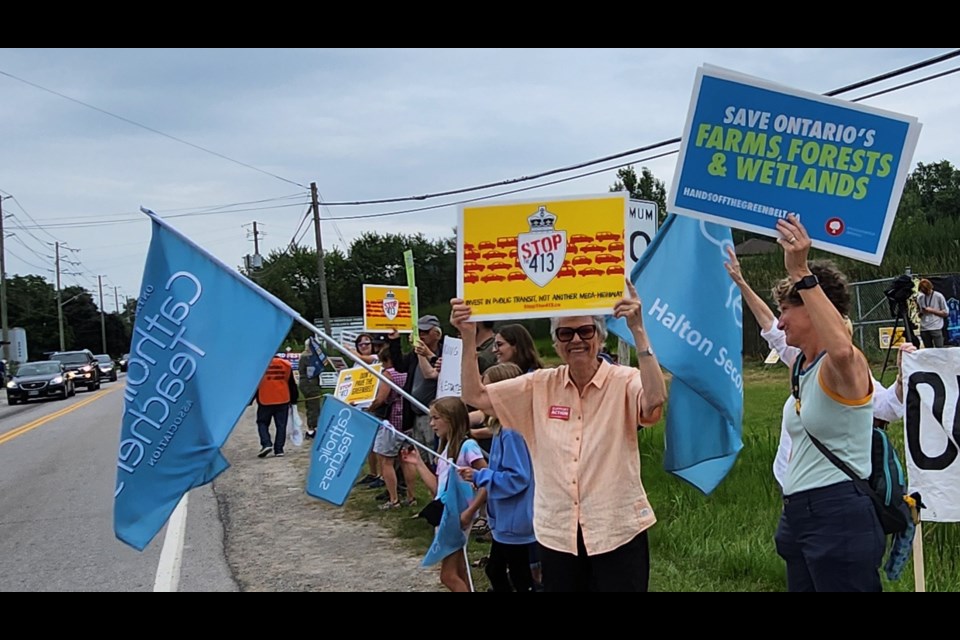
[912,521,926,592]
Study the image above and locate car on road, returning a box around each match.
[118,353,130,372]
[6,361,76,404]
[49,349,101,391]
[95,354,119,382]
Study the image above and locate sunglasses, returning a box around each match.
[554,324,597,343]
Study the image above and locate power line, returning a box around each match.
[0,69,309,189]
[316,49,960,209]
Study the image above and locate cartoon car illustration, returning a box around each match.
[464,249,481,261]
[578,267,604,277]
[483,250,507,260]
[507,271,527,281]
[607,241,624,252]
[567,245,579,254]
[557,266,577,278]
[464,262,486,273]
[481,273,506,283]
[508,249,518,259]
[595,253,619,264]
[478,240,496,250]
[606,265,625,275]
[581,244,605,254]
[569,234,594,245]
[572,255,592,266]
[464,273,480,284]
[464,243,476,251]
[595,231,620,242]
[497,236,517,248]
[488,261,511,271]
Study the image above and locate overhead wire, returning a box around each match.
[0,69,309,190]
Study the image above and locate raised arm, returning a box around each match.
[450,298,495,416]
[724,245,777,331]
[777,215,870,399]
[612,279,667,418]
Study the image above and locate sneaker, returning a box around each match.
[357,473,378,485]
[400,497,418,507]
[378,500,401,511]
[257,446,272,458]
[275,452,285,457]
[364,478,385,489]
[304,429,316,439]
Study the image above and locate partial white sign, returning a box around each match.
[902,348,960,522]
[436,337,463,399]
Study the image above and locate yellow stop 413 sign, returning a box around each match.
[458,193,628,321]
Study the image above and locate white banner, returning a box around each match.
[902,348,960,522]
[436,337,463,399]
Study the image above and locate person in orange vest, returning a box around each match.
[255,354,299,458]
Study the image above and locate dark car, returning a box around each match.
[118,353,130,372]
[49,349,101,391]
[95,354,119,382]
[6,361,76,404]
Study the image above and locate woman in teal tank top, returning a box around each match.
[770,215,884,592]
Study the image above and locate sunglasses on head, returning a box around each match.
[554,324,597,343]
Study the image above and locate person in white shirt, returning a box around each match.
[916,278,949,348]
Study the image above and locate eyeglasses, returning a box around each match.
[554,324,597,343]
[493,341,507,350]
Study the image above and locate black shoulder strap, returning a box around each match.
[791,352,806,416]
[804,427,880,503]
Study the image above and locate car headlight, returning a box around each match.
[5,381,16,389]
[52,376,64,384]
[81,365,92,372]
[65,372,75,379]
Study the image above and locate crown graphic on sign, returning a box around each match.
[527,206,557,233]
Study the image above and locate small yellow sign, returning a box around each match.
[363,285,412,333]
[458,193,628,321]
[334,364,382,408]
[878,327,907,350]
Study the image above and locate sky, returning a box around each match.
[1,48,958,311]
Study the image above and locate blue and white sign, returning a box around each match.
[306,396,380,506]
[669,65,921,265]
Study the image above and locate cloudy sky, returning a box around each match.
[1,48,958,309]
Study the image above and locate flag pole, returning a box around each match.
[294,316,429,415]
[912,521,926,592]
[293,316,465,469]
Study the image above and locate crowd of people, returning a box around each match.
[250,214,932,592]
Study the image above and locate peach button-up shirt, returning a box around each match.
[486,359,660,556]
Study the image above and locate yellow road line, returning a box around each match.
[0,384,122,445]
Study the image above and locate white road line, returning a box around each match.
[153,493,188,592]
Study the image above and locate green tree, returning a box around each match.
[610,165,668,224]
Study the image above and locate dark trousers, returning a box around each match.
[775,481,884,592]
[486,540,535,592]
[256,403,289,454]
[539,527,649,592]
[920,329,944,348]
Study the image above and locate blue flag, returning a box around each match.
[305,396,381,505]
[607,214,743,494]
[422,469,474,567]
[114,209,296,551]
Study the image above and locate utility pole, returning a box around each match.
[56,242,65,351]
[252,220,260,256]
[311,182,332,334]
[0,196,9,363]
[98,275,107,354]
[114,286,120,313]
